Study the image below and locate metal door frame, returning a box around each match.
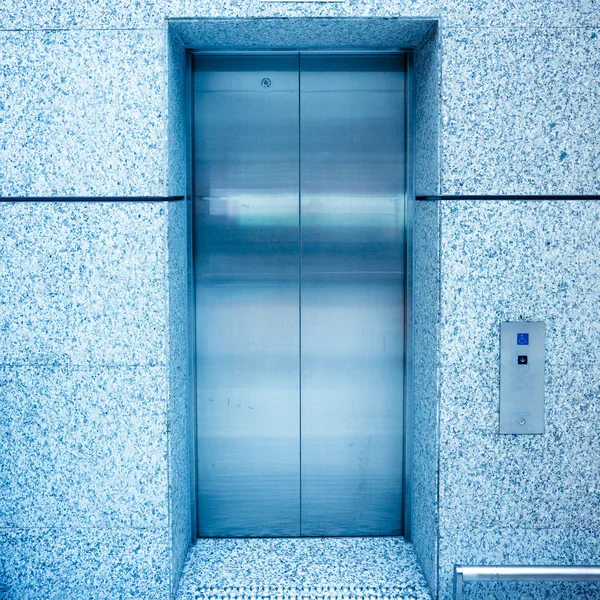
[185,49,415,541]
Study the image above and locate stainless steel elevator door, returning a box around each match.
[193,55,301,537]
[300,55,406,536]
[193,53,406,538]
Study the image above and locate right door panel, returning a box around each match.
[299,54,406,536]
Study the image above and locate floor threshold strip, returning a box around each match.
[188,585,424,599]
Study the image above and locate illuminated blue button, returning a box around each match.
[517,333,529,345]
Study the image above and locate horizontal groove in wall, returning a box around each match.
[416,195,600,201]
[4,195,599,202]
[0,196,185,202]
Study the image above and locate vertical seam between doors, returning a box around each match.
[298,52,303,537]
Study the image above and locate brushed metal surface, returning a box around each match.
[453,565,600,600]
[299,54,406,536]
[193,55,300,537]
[499,321,546,434]
[192,53,407,537]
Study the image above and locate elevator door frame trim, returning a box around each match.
[185,49,415,541]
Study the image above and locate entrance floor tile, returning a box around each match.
[176,537,432,600]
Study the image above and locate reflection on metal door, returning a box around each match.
[300,55,405,536]
[193,53,406,537]
[194,55,301,537]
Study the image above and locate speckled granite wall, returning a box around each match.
[437,200,600,599]
[0,9,190,598]
[166,26,191,599]
[2,0,600,599]
[0,203,173,598]
[411,25,441,598]
[0,30,167,197]
[441,28,600,195]
[167,198,191,598]
[433,0,600,597]
[414,24,440,198]
[412,199,440,597]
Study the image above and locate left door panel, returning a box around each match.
[193,55,300,537]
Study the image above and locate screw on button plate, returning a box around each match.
[261,78,272,88]
[519,418,526,425]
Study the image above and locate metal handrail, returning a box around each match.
[453,565,600,600]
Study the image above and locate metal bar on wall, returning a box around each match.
[453,565,600,600]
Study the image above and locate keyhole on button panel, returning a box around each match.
[261,78,271,88]
[519,418,526,425]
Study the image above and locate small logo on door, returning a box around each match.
[261,78,272,88]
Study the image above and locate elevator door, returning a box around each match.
[193,53,406,538]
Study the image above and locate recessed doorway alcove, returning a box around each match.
[165,15,440,597]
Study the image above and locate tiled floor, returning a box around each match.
[176,537,432,600]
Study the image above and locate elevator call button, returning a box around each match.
[500,322,545,434]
